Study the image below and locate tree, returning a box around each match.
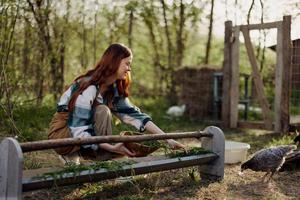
[0,0,20,135]
[126,1,138,49]
[204,0,214,64]
[27,0,63,100]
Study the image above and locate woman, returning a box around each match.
[50,43,185,164]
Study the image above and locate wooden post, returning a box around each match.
[0,138,23,200]
[230,26,240,128]
[241,26,273,130]
[199,126,225,180]
[275,22,283,132]
[275,16,291,133]
[281,15,291,133]
[222,21,232,128]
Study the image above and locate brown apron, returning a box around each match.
[48,112,80,155]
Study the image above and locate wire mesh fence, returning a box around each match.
[290,39,300,124]
[173,66,221,120]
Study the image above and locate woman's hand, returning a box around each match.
[99,143,136,157]
[112,143,136,157]
[166,139,186,151]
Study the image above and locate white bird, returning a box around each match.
[166,104,186,117]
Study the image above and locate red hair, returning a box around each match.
[68,43,132,111]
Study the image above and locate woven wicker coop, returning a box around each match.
[173,66,221,119]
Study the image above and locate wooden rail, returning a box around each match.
[20,131,213,152]
[22,154,218,192]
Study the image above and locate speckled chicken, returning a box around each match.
[241,145,297,182]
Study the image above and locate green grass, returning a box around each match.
[113,97,207,134]
[0,104,55,141]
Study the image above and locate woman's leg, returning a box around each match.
[93,105,113,136]
[80,105,116,161]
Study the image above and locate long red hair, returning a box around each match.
[68,43,132,111]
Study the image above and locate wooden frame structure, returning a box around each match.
[222,16,291,132]
[0,126,225,199]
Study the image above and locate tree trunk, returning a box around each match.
[247,0,255,25]
[141,4,165,95]
[128,8,134,49]
[0,2,19,113]
[80,13,88,69]
[160,0,173,69]
[204,0,214,64]
[35,45,45,105]
[22,18,30,77]
[93,12,97,65]
[176,0,185,67]
[27,0,62,100]
[161,0,177,104]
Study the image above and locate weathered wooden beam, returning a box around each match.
[274,16,291,133]
[0,138,23,199]
[239,21,280,30]
[281,15,292,133]
[20,131,213,153]
[241,26,273,130]
[222,20,232,128]
[22,154,217,191]
[275,22,283,132]
[230,26,240,128]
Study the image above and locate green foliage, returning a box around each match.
[78,182,104,198]
[33,160,137,181]
[267,135,295,147]
[0,104,55,141]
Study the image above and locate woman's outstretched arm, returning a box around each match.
[145,121,186,150]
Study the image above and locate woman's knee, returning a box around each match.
[94,105,112,120]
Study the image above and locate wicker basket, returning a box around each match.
[120,131,160,157]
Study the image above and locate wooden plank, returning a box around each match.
[22,156,169,180]
[241,26,273,130]
[21,131,213,152]
[230,26,240,128]
[275,23,283,132]
[275,16,291,133]
[0,138,23,199]
[239,21,280,30]
[0,139,9,198]
[200,126,224,179]
[22,154,217,191]
[237,121,274,130]
[222,20,232,128]
[281,16,292,133]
